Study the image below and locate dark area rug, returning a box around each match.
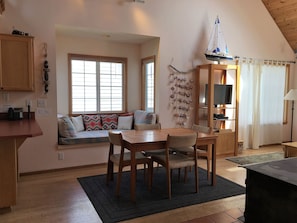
[238,215,245,222]
[78,168,245,223]
[226,152,284,165]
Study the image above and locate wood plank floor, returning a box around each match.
[0,145,283,223]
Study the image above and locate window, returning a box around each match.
[141,56,155,112]
[69,54,127,114]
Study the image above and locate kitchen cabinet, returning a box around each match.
[0,34,34,91]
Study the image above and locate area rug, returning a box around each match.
[78,168,245,223]
[226,152,284,165]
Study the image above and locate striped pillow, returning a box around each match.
[101,114,118,130]
[83,114,102,131]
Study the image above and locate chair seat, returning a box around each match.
[151,153,195,169]
[172,146,193,154]
[143,149,166,156]
[110,152,149,164]
[174,147,207,155]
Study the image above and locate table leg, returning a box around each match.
[130,149,136,202]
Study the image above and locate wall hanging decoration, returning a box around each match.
[205,16,233,63]
[0,0,5,14]
[168,64,194,128]
[43,43,49,94]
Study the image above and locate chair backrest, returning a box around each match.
[108,131,123,146]
[134,123,161,130]
[192,124,211,133]
[167,132,197,148]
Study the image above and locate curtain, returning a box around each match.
[238,62,286,149]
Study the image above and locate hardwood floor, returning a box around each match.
[0,145,283,223]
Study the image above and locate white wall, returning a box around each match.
[56,33,148,114]
[0,0,295,173]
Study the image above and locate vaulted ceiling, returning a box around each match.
[262,0,297,53]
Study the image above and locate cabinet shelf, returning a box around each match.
[195,63,240,156]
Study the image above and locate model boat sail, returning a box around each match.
[205,16,233,62]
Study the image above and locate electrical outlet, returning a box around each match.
[37,98,47,108]
[58,152,64,160]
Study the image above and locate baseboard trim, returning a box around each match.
[19,163,107,176]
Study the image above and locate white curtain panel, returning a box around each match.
[239,62,286,149]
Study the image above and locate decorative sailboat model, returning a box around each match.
[205,16,233,63]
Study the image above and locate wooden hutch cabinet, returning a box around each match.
[0,34,34,91]
[195,64,240,156]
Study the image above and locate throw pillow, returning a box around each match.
[146,112,157,124]
[71,115,85,132]
[134,110,148,124]
[101,114,118,130]
[134,110,157,124]
[83,114,102,131]
[58,116,77,138]
[117,115,133,130]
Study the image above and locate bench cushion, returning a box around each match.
[58,130,109,145]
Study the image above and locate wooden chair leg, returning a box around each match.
[106,144,114,185]
[148,161,153,191]
[184,167,188,183]
[195,165,199,193]
[143,163,146,181]
[166,167,171,199]
[106,159,114,185]
[206,158,210,180]
[116,166,123,197]
[150,163,154,190]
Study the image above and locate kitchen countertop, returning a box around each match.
[0,119,42,139]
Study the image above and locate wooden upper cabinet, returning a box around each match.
[0,34,34,91]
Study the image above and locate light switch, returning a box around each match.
[37,99,47,108]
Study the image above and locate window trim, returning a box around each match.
[141,55,156,112]
[68,53,127,115]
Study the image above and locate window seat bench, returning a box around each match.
[57,110,159,147]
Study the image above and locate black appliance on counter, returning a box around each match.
[8,107,23,120]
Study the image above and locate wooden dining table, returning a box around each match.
[121,127,218,202]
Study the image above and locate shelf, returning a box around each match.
[194,63,240,156]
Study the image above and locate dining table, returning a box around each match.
[121,127,218,202]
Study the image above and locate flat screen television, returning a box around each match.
[205,84,233,106]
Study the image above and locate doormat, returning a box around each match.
[226,152,284,165]
[78,168,245,223]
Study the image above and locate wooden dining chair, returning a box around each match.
[106,131,153,196]
[134,122,161,131]
[173,124,211,180]
[135,123,165,157]
[150,132,198,199]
